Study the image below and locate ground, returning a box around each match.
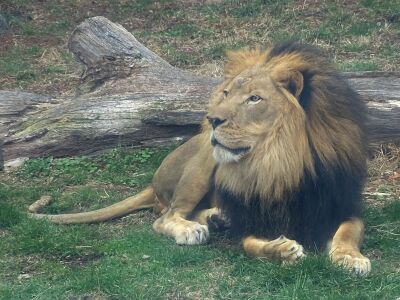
[1,0,400,94]
[1,147,399,299]
[0,0,400,299]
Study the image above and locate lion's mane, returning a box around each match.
[216,41,367,250]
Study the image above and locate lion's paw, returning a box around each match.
[330,246,371,276]
[207,209,230,231]
[267,235,306,265]
[174,222,209,245]
[153,216,209,245]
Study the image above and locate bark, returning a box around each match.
[0,16,399,165]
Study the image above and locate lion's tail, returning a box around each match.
[29,186,155,224]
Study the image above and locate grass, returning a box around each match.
[0,146,399,299]
[1,0,400,93]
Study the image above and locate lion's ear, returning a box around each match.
[274,70,304,99]
[224,49,267,79]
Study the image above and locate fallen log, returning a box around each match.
[0,16,399,165]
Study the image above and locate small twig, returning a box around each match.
[363,192,392,196]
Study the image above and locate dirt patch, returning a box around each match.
[0,33,15,54]
[117,210,157,226]
[60,253,102,267]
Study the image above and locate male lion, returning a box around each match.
[31,41,371,275]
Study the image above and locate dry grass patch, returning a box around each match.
[365,144,400,207]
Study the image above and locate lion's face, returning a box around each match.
[208,65,302,164]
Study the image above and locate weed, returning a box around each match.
[44,65,66,74]
[161,43,201,67]
[17,157,53,178]
[206,42,245,60]
[163,23,213,38]
[341,43,367,53]
[0,203,22,228]
[54,157,98,185]
[347,22,377,36]
[0,46,42,85]
[337,61,379,72]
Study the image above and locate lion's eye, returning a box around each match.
[223,90,229,97]
[247,95,262,103]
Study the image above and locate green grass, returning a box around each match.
[206,42,246,60]
[337,62,379,72]
[0,46,41,85]
[0,203,22,228]
[162,23,214,38]
[0,147,399,299]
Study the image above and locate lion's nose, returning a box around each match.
[206,116,226,129]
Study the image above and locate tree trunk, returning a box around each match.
[1,16,399,165]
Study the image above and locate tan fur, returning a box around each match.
[224,49,267,80]
[29,43,369,274]
[329,218,370,275]
[211,52,315,201]
[243,235,305,264]
[265,53,365,172]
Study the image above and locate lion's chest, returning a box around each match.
[218,190,332,250]
[216,168,361,251]
[217,188,330,250]
[214,151,364,251]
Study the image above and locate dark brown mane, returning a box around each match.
[266,41,367,172]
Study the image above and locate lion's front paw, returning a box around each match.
[329,245,371,276]
[153,216,209,245]
[266,235,306,265]
[174,221,209,245]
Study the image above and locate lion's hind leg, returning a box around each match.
[329,217,371,275]
[243,235,306,265]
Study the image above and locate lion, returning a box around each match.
[30,41,371,275]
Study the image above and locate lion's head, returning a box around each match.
[206,41,366,201]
